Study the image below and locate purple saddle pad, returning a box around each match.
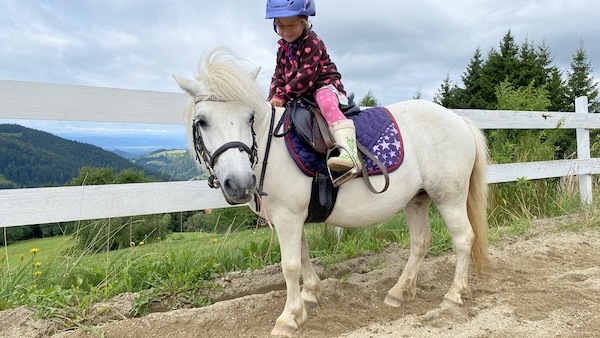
[284,106,404,176]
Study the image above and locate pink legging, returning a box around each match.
[314,88,346,126]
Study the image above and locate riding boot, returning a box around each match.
[327,119,360,173]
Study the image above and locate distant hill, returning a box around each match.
[132,149,207,181]
[112,149,139,159]
[0,124,169,188]
[64,134,188,157]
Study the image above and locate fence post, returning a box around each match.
[575,96,592,205]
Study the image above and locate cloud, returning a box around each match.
[1,0,599,107]
[0,119,183,137]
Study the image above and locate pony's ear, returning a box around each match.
[250,67,261,80]
[172,74,201,97]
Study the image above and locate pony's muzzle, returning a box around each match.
[222,173,256,204]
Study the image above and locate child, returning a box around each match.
[266,0,360,175]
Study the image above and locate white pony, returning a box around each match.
[174,47,489,337]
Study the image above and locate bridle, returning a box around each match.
[191,95,258,189]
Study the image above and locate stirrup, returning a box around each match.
[326,145,361,187]
[331,167,361,187]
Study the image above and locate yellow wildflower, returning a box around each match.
[34,270,42,278]
[212,238,218,244]
[35,262,42,268]
[29,248,40,254]
[139,241,145,246]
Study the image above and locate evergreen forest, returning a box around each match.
[434,30,599,113]
[0,124,167,189]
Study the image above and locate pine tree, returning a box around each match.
[565,41,599,112]
[547,67,569,111]
[412,87,423,100]
[434,73,463,108]
[498,31,520,82]
[461,47,487,108]
[434,73,452,106]
[480,31,521,108]
[359,89,379,107]
[534,41,570,111]
[515,38,544,88]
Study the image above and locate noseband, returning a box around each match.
[192,95,258,189]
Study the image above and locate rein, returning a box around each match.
[257,105,277,198]
[191,96,258,189]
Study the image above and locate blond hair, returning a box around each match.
[274,16,312,30]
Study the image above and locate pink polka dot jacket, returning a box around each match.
[268,29,346,104]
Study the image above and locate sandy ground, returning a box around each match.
[2,216,600,338]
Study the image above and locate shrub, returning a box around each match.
[182,207,258,233]
[74,214,170,252]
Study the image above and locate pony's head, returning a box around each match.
[174,47,264,205]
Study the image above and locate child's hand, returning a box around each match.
[269,98,285,107]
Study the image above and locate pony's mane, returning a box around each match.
[195,47,265,113]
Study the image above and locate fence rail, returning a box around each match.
[0,80,597,227]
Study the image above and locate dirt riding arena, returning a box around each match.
[2,215,600,338]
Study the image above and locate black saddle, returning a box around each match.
[290,94,360,154]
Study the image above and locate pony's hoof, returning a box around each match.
[440,298,462,308]
[304,299,319,310]
[383,294,404,308]
[270,324,297,337]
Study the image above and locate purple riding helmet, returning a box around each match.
[265,0,316,19]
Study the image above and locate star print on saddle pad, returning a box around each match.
[285,106,404,176]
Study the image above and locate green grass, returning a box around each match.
[0,173,15,185]
[1,227,281,323]
[2,235,73,269]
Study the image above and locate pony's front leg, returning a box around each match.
[271,219,307,337]
[300,230,322,309]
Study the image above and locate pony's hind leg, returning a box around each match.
[435,199,474,307]
[300,230,322,309]
[385,192,432,307]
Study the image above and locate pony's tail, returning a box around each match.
[465,119,489,276]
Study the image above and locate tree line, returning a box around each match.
[432,30,599,223]
[433,30,599,113]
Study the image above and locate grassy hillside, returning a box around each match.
[132,149,207,181]
[0,124,168,188]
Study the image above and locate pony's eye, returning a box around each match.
[195,117,208,129]
[249,112,255,124]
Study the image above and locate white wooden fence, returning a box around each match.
[1,80,599,228]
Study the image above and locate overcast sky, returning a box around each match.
[1,0,599,137]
